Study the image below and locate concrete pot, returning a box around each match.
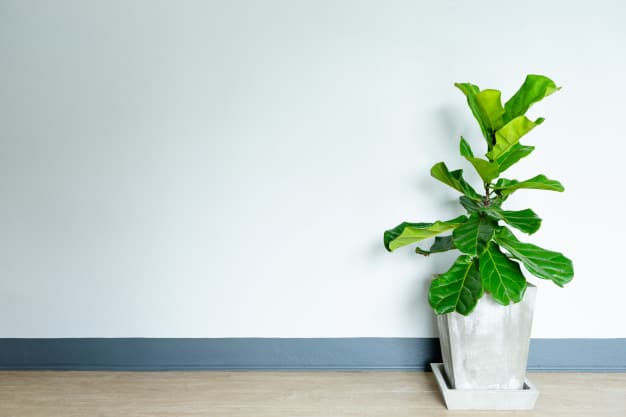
[436,284,537,390]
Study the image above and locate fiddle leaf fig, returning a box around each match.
[493,174,564,197]
[504,74,560,123]
[479,242,528,305]
[452,214,495,256]
[383,74,573,316]
[415,235,456,256]
[430,162,482,200]
[488,207,542,234]
[454,83,492,147]
[459,137,500,183]
[384,216,467,252]
[429,255,483,315]
[487,115,543,161]
[475,89,505,132]
[459,136,474,158]
[459,195,489,214]
[495,143,535,173]
[494,227,574,287]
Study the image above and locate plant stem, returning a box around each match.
[483,183,491,207]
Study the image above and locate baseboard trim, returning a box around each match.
[1,338,624,371]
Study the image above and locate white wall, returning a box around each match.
[1,0,624,338]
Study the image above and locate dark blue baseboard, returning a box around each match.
[1,338,624,371]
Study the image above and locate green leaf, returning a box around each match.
[479,242,528,305]
[415,235,456,256]
[459,136,474,158]
[459,195,504,216]
[495,143,535,173]
[429,255,483,315]
[384,215,467,252]
[469,157,500,183]
[429,235,455,252]
[452,214,496,256]
[459,138,500,183]
[504,74,560,123]
[455,83,491,146]
[475,89,505,131]
[493,174,565,197]
[488,207,542,234]
[430,162,482,200]
[494,227,574,287]
[487,116,542,161]
[459,196,483,214]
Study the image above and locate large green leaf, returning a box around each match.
[429,255,483,315]
[487,116,543,161]
[504,75,560,123]
[479,242,528,305]
[494,227,574,287]
[493,174,564,197]
[469,157,500,183]
[475,89,505,132]
[455,83,491,146]
[488,207,542,234]
[430,162,482,200]
[452,214,496,256]
[459,138,499,183]
[415,235,456,256]
[495,143,535,173]
[384,215,467,252]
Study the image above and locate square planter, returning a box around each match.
[436,284,537,390]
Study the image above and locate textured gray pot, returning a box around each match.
[436,284,537,390]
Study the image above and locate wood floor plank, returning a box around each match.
[0,371,625,417]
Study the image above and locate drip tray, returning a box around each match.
[431,363,539,410]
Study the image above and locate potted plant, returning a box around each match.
[383,74,573,409]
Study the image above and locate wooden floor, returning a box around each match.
[1,371,625,417]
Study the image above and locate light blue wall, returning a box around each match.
[1,0,625,337]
